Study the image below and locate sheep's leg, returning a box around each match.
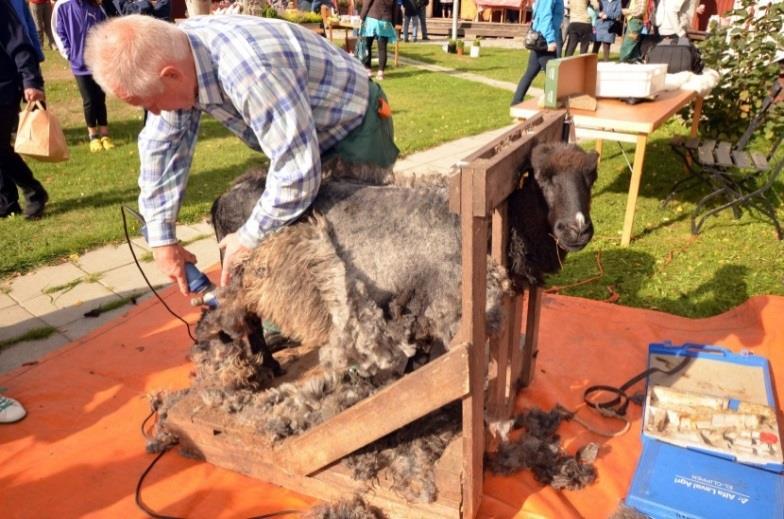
[244,314,286,377]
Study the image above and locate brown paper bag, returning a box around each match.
[14,101,69,162]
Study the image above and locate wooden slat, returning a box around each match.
[456,111,560,216]
[277,344,472,475]
[166,392,461,518]
[715,142,733,167]
[488,203,511,422]
[459,165,488,519]
[519,285,543,388]
[750,151,769,170]
[732,150,752,169]
[478,111,565,216]
[697,139,716,166]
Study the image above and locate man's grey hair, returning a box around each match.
[84,15,192,99]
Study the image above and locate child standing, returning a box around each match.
[53,0,115,152]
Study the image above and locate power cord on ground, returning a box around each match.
[121,205,196,343]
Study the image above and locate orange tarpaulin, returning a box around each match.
[1,287,782,518]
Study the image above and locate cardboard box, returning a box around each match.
[543,54,597,109]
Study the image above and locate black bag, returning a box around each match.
[525,30,548,52]
[646,38,704,74]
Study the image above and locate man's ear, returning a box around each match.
[160,65,182,81]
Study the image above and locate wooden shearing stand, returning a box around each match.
[165,110,567,518]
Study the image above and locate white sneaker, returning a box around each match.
[0,395,26,423]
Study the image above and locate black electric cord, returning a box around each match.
[135,447,183,519]
[134,444,303,519]
[141,408,157,442]
[121,205,196,343]
[583,354,692,416]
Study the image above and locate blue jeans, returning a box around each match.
[511,47,557,105]
[403,15,418,40]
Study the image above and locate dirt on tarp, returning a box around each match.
[1,279,783,518]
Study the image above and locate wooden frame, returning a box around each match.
[165,111,566,518]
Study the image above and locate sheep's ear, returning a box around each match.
[583,150,599,185]
[531,143,555,179]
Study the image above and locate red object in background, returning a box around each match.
[693,0,735,30]
[171,0,187,19]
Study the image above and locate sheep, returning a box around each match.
[149,142,597,503]
[208,141,598,380]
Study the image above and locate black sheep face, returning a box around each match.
[531,142,598,252]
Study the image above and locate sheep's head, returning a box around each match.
[531,142,598,252]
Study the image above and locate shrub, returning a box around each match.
[692,0,784,141]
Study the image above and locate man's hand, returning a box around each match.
[24,88,45,102]
[153,243,198,296]
[218,232,253,287]
[547,42,557,52]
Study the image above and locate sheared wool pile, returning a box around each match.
[486,406,599,490]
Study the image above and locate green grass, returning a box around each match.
[0,326,57,350]
[546,120,784,317]
[397,43,545,89]
[2,46,783,319]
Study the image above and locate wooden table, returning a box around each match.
[510,89,704,246]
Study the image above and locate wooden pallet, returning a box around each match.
[165,110,567,518]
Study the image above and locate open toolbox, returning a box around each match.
[626,342,784,518]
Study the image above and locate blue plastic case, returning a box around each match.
[625,342,784,519]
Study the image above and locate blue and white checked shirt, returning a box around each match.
[138,15,370,248]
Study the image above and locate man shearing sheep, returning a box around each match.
[84,14,398,294]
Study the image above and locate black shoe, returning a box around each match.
[23,190,48,220]
[421,37,430,40]
[0,202,22,218]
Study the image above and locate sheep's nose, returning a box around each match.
[555,215,593,243]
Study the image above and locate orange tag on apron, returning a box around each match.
[377,97,392,119]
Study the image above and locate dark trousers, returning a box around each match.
[512,48,557,105]
[363,36,389,71]
[74,74,108,128]
[0,102,46,214]
[416,7,428,39]
[565,22,593,56]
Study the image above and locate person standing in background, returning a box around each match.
[2,0,49,222]
[593,0,621,60]
[52,0,115,152]
[401,0,419,41]
[565,0,599,56]
[415,0,429,40]
[655,0,702,41]
[619,0,645,61]
[360,0,397,80]
[28,0,56,50]
[511,0,564,105]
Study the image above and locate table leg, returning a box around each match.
[621,134,648,247]
[595,139,603,167]
[690,95,704,138]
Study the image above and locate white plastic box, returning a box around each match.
[595,62,667,99]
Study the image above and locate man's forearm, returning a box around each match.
[137,109,201,247]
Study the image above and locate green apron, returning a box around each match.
[328,81,399,168]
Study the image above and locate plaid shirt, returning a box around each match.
[138,15,369,248]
